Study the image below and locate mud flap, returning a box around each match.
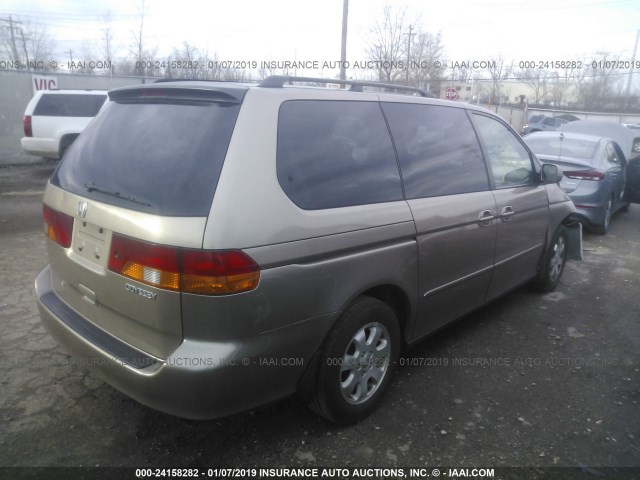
[564,220,583,261]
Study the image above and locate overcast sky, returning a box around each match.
[1,0,639,77]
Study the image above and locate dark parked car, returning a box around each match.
[522,115,568,135]
[525,131,639,234]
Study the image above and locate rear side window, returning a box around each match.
[277,100,403,210]
[382,103,489,198]
[52,99,240,216]
[33,94,106,117]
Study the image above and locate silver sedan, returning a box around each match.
[525,131,629,234]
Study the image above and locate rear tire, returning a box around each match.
[533,226,567,292]
[309,297,400,424]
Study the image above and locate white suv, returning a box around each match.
[21,89,107,159]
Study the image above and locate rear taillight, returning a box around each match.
[563,169,605,181]
[23,115,32,137]
[108,234,260,295]
[43,205,73,248]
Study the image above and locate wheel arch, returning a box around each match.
[296,283,412,402]
[359,284,411,340]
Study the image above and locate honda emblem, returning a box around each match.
[78,201,88,219]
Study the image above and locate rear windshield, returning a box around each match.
[51,99,240,216]
[526,136,599,160]
[33,93,106,117]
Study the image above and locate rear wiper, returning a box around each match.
[85,183,152,207]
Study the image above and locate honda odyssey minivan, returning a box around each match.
[36,76,618,424]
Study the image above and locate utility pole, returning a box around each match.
[340,0,348,83]
[19,28,30,70]
[0,16,22,63]
[625,29,640,105]
[9,15,20,62]
[405,24,415,86]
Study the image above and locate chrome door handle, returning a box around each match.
[478,210,494,227]
[500,206,515,222]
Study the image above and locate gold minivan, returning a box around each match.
[36,76,594,424]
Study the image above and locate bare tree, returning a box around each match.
[0,17,55,70]
[575,52,621,110]
[486,54,513,105]
[166,41,203,79]
[449,62,473,83]
[366,5,408,83]
[0,17,21,62]
[130,0,157,77]
[517,68,548,104]
[409,31,444,92]
[77,41,96,74]
[206,52,226,80]
[548,67,579,107]
[366,5,445,92]
[100,14,115,75]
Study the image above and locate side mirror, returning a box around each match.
[541,163,562,184]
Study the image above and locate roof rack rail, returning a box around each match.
[153,78,240,83]
[259,75,436,98]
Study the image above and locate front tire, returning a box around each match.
[309,297,400,424]
[533,226,567,292]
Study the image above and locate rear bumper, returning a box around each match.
[21,137,59,159]
[569,201,608,230]
[567,186,609,230]
[35,265,333,420]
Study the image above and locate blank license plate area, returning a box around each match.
[72,220,111,269]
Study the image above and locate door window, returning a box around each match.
[605,143,622,165]
[473,114,535,188]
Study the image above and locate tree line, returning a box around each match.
[1,4,638,112]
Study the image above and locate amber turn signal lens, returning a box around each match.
[108,234,260,295]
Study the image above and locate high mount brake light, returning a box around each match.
[43,205,73,248]
[138,89,167,97]
[108,234,260,295]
